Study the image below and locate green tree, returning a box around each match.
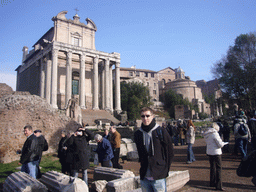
[120,81,152,120]
[212,33,256,110]
[163,89,194,118]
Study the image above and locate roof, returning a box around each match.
[120,67,156,73]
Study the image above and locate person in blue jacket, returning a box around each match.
[94,134,114,167]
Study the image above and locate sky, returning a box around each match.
[1,0,256,91]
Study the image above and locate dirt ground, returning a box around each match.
[88,135,256,192]
[1,135,255,192]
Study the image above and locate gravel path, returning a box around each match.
[89,135,256,191]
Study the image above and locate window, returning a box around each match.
[72,80,79,95]
[154,83,156,89]
[129,71,133,76]
[153,90,156,95]
[147,82,149,86]
[136,71,140,77]
[145,72,148,77]
[151,73,154,78]
[73,37,79,46]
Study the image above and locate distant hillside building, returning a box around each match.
[15,11,121,114]
[163,67,211,115]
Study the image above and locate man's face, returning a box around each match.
[24,128,33,137]
[141,110,154,126]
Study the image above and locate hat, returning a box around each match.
[34,130,42,133]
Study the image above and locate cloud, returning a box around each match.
[0,73,16,91]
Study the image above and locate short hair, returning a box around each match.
[34,130,41,133]
[94,134,102,141]
[24,125,32,131]
[140,107,154,114]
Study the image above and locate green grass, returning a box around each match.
[0,153,96,184]
[193,121,211,127]
[0,153,61,184]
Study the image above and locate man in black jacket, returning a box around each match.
[19,125,40,179]
[134,107,174,192]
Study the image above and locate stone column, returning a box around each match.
[40,57,45,98]
[105,58,110,111]
[101,63,105,109]
[115,62,121,113]
[80,53,86,109]
[45,53,52,104]
[109,63,113,112]
[93,55,99,110]
[65,51,72,107]
[51,48,59,109]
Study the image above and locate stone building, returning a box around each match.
[162,67,211,115]
[15,11,121,115]
[116,66,159,103]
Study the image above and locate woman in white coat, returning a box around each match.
[186,120,196,164]
[204,122,228,191]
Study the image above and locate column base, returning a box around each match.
[93,107,99,110]
[80,106,86,110]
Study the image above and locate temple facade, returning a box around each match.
[15,11,121,114]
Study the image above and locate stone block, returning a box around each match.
[40,171,88,192]
[120,143,127,157]
[3,171,48,192]
[125,171,189,192]
[91,180,108,192]
[126,143,137,152]
[121,138,133,144]
[166,170,190,192]
[127,151,139,160]
[106,177,139,192]
[94,167,135,182]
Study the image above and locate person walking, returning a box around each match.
[19,125,40,179]
[203,122,228,191]
[110,126,123,169]
[186,120,196,164]
[248,113,256,151]
[67,125,94,185]
[234,117,251,158]
[134,107,174,192]
[94,134,114,167]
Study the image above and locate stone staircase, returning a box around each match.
[81,109,120,125]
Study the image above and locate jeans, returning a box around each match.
[111,148,123,169]
[21,160,39,179]
[236,138,248,158]
[141,178,166,192]
[73,169,88,185]
[187,143,195,162]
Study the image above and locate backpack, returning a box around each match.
[238,123,248,136]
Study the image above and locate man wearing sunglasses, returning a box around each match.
[134,107,174,192]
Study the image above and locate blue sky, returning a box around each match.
[1,0,256,91]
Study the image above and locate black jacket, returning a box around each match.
[66,129,94,170]
[37,135,48,158]
[134,125,174,180]
[20,134,40,164]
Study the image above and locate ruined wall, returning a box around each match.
[0,86,82,163]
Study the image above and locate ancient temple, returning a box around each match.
[15,11,121,115]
